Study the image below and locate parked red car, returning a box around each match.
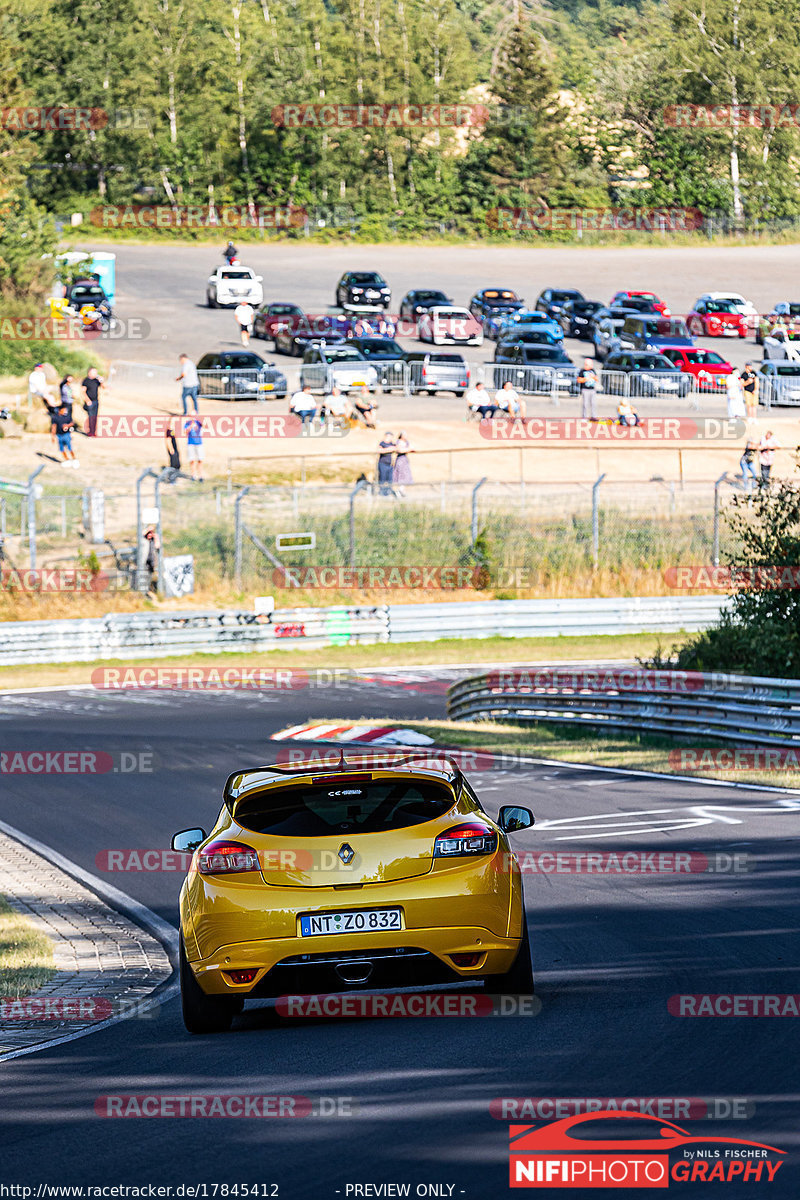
[659,346,734,391]
[687,299,748,338]
[610,290,670,315]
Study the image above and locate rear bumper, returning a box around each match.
[188,925,521,995]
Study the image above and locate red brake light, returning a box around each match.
[434,823,497,858]
[197,840,260,875]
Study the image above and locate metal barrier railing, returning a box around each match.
[446,665,800,748]
[0,597,726,667]
[196,367,286,400]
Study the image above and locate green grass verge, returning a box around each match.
[0,894,56,1000]
[287,716,800,790]
[0,631,669,693]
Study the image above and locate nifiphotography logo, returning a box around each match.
[507,1111,785,1187]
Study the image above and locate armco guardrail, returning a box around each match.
[447,667,800,748]
[0,607,390,666]
[0,596,725,668]
[384,597,726,643]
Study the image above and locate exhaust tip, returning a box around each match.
[334,960,374,985]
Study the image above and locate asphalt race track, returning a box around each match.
[1,671,799,1198]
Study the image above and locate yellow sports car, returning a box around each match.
[172,754,534,1033]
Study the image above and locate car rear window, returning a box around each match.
[428,354,465,364]
[522,347,564,361]
[235,778,455,835]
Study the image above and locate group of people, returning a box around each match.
[28,363,104,467]
[289,384,378,428]
[377,431,414,496]
[725,363,760,421]
[465,379,526,419]
[739,430,780,492]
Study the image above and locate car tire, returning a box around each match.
[487,910,534,994]
[179,935,243,1035]
[207,293,218,309]
[454,390,464,398]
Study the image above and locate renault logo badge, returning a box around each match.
[338,842,355,864]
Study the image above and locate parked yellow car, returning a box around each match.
[172,755,534,1033]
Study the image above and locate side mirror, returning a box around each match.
[256,275,263,282]
[172,827,206,853]
[498,806,534,834]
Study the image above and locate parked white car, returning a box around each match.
[206,266,264,308]
[300,344,379,392]
[696,291,758,327]
[417,306,484,347]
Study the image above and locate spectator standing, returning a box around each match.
[59,374,75,421]
[144,525,160,594]
[393,430,414,497]
[183,415,204,482]
[740,362,759,422]
[759,430,780,485]
[726,369,746,420]
[377,431,397,497]
[165,420,181,476]
[739,438,759,494]
[577,359,598,420]
[176,354,200,414]
[29,363,53,410]
[51,403,78,468]
[234,301,255,346]
[81,367,103,437]
[290,385,317,427]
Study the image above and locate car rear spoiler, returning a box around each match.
[222,751,464,813]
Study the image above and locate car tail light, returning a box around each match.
[434,823,497,858]
[421,366,427,378]
[450,953,483,968]
[197,840,260,875]
[224,968,258,984]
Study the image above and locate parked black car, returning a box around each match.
[196,351,287,399]
[398,289,453,317]
[601,351,691,397]
[559,299,604,339]
[335,270,391,310]
[347,336,407,390]
[534,287,585,320]
[273,317,347,356]
[493,343,578,393]
[468,288,525,325]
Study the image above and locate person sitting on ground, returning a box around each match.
[289,384,317,427]
[320,385,352,427]
[616,397,641,426]
[353,386,377,428]
[465,381,497,420]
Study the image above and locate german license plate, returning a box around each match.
[300,908,403,937]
